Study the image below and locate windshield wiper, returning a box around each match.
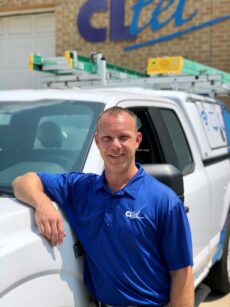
[0,186,14,196]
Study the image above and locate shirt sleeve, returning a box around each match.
[37,172,83,209]
[160,196,193,271]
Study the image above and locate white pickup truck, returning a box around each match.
[0,88,230,306]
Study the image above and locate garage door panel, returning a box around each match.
[3,71,31,89]
[0,12,55,89]
[1,69,40,89]
[7,44,33,68]
[35,37,55,52]
[0,19,5,36]
[6,37,33,69]
[0,42,6,64]
[35,14,55,33]
[8,16,32,35]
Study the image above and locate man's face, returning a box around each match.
[95,111,142,174]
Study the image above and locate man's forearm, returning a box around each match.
[170,266,194,307]
[12,172,65,246]
[12,172,51,209]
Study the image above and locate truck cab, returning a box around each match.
[0,87,230,306]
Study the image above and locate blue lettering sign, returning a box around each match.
[76,0,230,51]
[77,0,136,42]
[130,0,153,35]
[77,0,107,42]
[150,0,177,31]
[174,0,197,26]
[125,15,230,51]
[130,0,197,34]
[110,0,136,40]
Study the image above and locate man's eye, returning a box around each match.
[120,136,129,141]
[102,136,111,142]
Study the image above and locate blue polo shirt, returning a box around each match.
[38,165,193,307]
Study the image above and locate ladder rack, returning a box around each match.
[147,56,230,83]
[29,51,146,85]
[29,51,230,97]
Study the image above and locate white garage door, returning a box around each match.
[0,12,55,89]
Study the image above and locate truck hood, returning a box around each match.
[0,197,83,297]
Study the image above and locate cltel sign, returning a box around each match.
[77,0,230,52]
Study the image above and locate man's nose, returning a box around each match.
[112,138,122,148]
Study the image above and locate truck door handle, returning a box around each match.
[185,206,189,213]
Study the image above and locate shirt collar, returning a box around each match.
[95,164,145,199]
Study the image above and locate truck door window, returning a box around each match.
[160,109,194,175]
[132,109,164,164]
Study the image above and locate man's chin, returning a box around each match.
[106,161,129,173]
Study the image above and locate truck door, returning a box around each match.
[119,100,212,286]
[195,100,230,242]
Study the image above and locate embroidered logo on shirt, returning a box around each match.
[125,210,144,220]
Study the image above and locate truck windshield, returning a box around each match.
[0,99,104,190]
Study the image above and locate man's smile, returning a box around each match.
[108,153,125,159]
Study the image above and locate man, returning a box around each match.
[12,107,194,307]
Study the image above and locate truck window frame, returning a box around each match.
[131,107,194,176]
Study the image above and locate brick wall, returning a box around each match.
[0,0,229,73]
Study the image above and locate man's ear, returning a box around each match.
[94,133,99,146]
[136,132,142,147]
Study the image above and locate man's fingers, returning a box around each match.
[57,220,65,245]
[43,220,52,241]
[38,222,45,236]
[35,208,65,246]
[50,221,59,247]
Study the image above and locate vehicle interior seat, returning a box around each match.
[36,121,64,149]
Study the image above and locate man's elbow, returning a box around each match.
[12,172,39,195]
[12,175,23,194]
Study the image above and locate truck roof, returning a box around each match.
[0,88,174,107]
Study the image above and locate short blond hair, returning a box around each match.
[96,106,138,133]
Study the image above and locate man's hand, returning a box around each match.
[12,172,65,247]
[35,203,65,247]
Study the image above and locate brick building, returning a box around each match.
[0,0,229,90]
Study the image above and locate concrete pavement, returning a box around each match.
[200,293,230,306]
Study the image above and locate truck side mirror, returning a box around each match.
[142,164,188,212]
